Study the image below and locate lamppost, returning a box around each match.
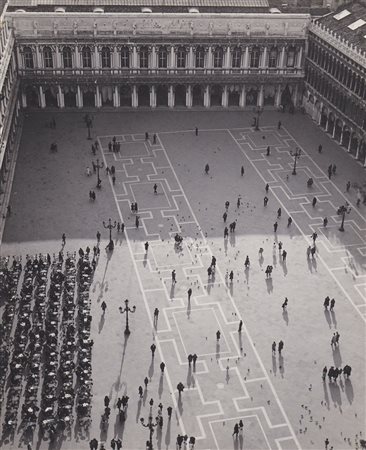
[86,116,92,140]
[337,203,351,232]
[103,218,116,250]
[253,106,263,131]
[95,158,104,188]
[119,299,136,335]
[140,399,158,450]
[290,147,301,175]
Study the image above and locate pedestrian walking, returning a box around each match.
[266,146,270,156]
[287,217,292,227]
[224,227,229,238]
[223,211,227,223]
[145,241,149,252]
[121,223,125,233]
[282,250,287,261]
[324,296,330,309]
[145,131,149,141]
[160,362,165,373]
[273,221,278,232]
[312,197,317,207]
[101,301,107,313]
[323,217,328,227]
[328,164,332,179]
[225,200,230,210]
[278,340,284,355]
[264,196,268,206]
[244,255,250,268]
[322,366,327,381]
[117,222,120,233]
[62,233,66,245]
[153,183,158,194]
[177,382,185,396]
[187,288,192,301]
[335,331,340,344]
[195,127,198,136]
[332,164,336,175]
[277,120,281,130]
[277,208,281,219]
[237,197,241,208]
[311,232,318,243]
[238,320,243,332]
[97,231,101,243]
[138,386,143,398]
[282,298,288,310]
[172,269,176,284]
[272,341,276,354]
[265,183,269,193]
[346,181,350,192]
[135,215,140,229]
[192,354,197,369]
[241,166,244,176]
[325,438,329,449]
[188,354,193,366]
[154,307,159,325]
[150,343,156,357]
[205,163,210,175]
[144,377,149,389]
[229,270,234,282]
[112,175,116,185]
[216,330,221,341]
[104,395,110,407]
[318,144,322,153]
[153,133,157,145]
[330,298,335,311]
[232,423,239,438]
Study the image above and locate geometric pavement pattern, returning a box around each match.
[98,131,302,450]
[229,127,366,322]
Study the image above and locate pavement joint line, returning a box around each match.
[97,135,187,437]
[228,128,366,325]
[156,131,301,449]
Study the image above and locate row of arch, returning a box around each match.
[306,65,366,132]
[308,40,366,101]
[303,91,366,165]
[20,44,301,71]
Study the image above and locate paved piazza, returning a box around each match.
[1,110,365,450]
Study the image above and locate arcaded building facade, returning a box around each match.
[7,5,308,111]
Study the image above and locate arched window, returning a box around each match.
[63,46,72,68]
[177,47,186,68]
[232,47,241,68]
[82,46,92,68]
[101,47,111,68]
[287,47,295,67]
[43,46,53,68]
[250,47,260,68]
[121,47,129,68]
[139,46,148,68]
[213,47,223,68]
[268,48,278,68]
[158,47,167,68]
[24,46,34,69]
[195,47,204,68]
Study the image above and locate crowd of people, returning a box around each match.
[0,245,96,448]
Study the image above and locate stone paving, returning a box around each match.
[1,110,365,450]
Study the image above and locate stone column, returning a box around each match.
[275,85,281,108]
[55,46,61,69]
[39,85,46,108]
[113,86,120,107]
[207,46,212,70]
[244,46,249,68]
[239,86,246,107]
[150,85,156,108]
[132,85,138,108]
[258,85,264,107]
[95,85,101,107]
[76,85,83,108]
[186,85,192,108]
[261,46,267,68]
[225,46,231,69]
[297,46,303,68]
[74,46,80,69]
[221,86,228,107]
[280,46,286,68]
[348,129,353,153]
[355,139,361,160]
[204,85,210,108]
[94,45,99,69]
[132,46,138,69]
[35,45,42,69]
[170,46,175,70]
[113,47,119,70]
[168,85,175,107]
[189,46,194,70]
[293,84,298,107]
[151,46,156,70]
[57,85,64,108]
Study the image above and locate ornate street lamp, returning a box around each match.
[119,299,136,335]
[337,203,351,232]
[103,218,116,250]
[290,147,301,175]
[95,158,104,188]
[140,399,159,450]
[253,106,263,131]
